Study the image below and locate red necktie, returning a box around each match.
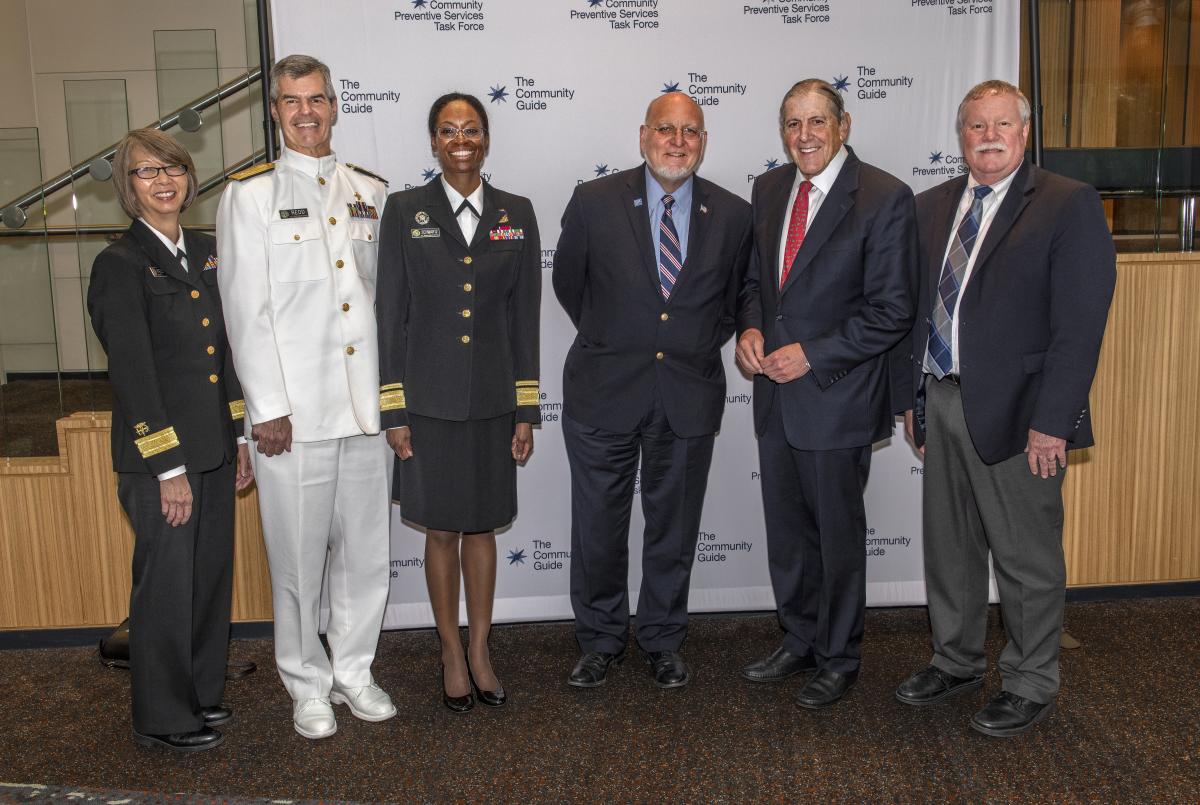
[780,180,812,289]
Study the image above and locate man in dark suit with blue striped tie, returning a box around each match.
[894,80,1115,737]
[553,92,752,690]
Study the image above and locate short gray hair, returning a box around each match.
[269,54,335,103]
[778,79,846,128]
[956,80,1031,130]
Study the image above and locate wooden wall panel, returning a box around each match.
[1063,253,1200,585]
[0,414,273,628]
[1070,0,1122,147]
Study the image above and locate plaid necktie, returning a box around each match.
[926,185,992,378]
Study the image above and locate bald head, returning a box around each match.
[639,92,707,192]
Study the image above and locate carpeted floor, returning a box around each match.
[0,599,1197,803]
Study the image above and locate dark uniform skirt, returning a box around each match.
[395,411,517,532]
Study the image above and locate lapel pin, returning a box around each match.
[633,198,643,208]
[700,204,708,214]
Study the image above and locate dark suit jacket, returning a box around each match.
[553,165,752,439]
[377,179,541,428]
[899,162,1116,464]
[87,220,244,475]
[737,148,917,450]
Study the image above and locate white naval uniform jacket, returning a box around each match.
[216,147,387,441]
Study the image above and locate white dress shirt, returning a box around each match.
[777,145,849,280]
[440,176,484,243]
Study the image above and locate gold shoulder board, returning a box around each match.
[230,162,275,181]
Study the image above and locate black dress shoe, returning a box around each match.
[200,704,233,726]
[225,659,257,680]
[741,646,817,683]
[133,726,224,752]
[970,691,1055,737]
[467,663,507,707]
[895,666,984,706]
[795,668,858,709]
[645,650,690,689]
[440,664,474,713]
[567,650,625,688]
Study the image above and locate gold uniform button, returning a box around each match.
[201,317,210,327]
[328,217,337,226]
[461,335,471,344]
[342,303,350,312]
[660,312,669,321]
[190,289,200,299]
[346,346,355,355]
[293,234,300,241]
[463,283,473,292]
[318,177,326,185]
[462,309,471,318]
[463,256,473,265]
[656,351,664,360]
[208,374,219,384]
[206,346,215,355]
[336,259,345,269]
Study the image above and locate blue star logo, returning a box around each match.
[928,151,943,164]
[507,549,526,565]
[422,167,437,181]
[764,158,780,170]
[594,164,610,177]
[661,81,681,93]
[489,84,509,104]
[411,0,426,7]
[832,75,850,92]
[587,0,603,6]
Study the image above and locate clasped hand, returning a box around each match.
[735,328,810,383]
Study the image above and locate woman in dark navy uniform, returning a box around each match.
[377,93,541,711]
[87,129,254,751]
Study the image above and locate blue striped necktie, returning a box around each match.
[658,194,683,300]
[926,184,992,378]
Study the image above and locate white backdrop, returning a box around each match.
[270,0,1019,629]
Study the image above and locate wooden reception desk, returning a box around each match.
[1,252,1197,629]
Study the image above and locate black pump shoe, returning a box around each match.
[468,662,507,707]
[440,663,474,713]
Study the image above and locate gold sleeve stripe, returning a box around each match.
[380,382,404,391]
[135,426,180,459]
[229,400,246,420]
[380,388,407,411]
[516,380,540,407]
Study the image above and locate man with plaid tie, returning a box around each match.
[735,78,917,709]
[553,92,751,690]
[894,80,1115,737]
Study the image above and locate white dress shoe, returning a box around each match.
[293,697,337,739]
[330,679,397,722]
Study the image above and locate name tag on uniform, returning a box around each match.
[279,208,308,219]
[147,266,166,278]
[489,226,524,241]
[411,227,441,239]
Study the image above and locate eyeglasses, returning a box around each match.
[648,124,705,142]
[436,126,487,141]
[129,164,188,180]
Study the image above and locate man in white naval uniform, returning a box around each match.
[216,54,394,739]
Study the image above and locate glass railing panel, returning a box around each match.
[0,127,59,456]
[154,29,223,228]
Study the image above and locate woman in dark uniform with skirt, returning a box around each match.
[88,128,254,751]
[377,93,541,711]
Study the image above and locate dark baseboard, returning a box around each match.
[0,620,273,650]
[3,371,109,382]
[1065,580,1200,603]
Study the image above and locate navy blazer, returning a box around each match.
[898,161,1116,464]
[377,179,541,427]
[738,148,917,450]
[553,165,752,439]
[88,220,244,475]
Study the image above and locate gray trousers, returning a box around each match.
[923,376,1066,703]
